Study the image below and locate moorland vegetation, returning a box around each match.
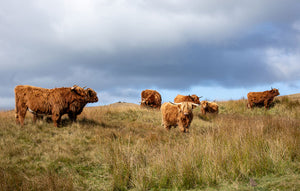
[0,96,299,190]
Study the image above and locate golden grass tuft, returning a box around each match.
[0,98,299,190]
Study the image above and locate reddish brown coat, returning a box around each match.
[247,88,280,109]
[174,94,201,104]
[15,85,98,127]
[201,101,219,115]
[161,102,199,133]
[140,89,162,109]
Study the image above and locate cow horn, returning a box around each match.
[71,85,79,90]
[192,103,201,107]
[169,101,181,105]
[199,96,203,98]
[83,86,87,89]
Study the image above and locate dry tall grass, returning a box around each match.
[0,98,299,190]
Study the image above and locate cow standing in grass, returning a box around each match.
[201,101,219,115]
[161,102,200,133]
[247,88,280,109]
[15,85,98,127]
[174,94,202,104]
[140,89,162,109]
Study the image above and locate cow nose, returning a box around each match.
[184,112,189,116]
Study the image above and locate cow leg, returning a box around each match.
[15,111,20,125]
[249,103,253,109]
[68,112,77,122]
[52,113,61,127]
[18,107,27,126]
[32,114,38,123]
[264,100,270,109]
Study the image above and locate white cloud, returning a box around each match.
[265,48,300,80]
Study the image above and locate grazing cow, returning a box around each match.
[174,94,202,104]
[140,89,162,109]
[201,101,219,115]
[247,88,280,109]
[15,85,98,127]
[161,102,200,133]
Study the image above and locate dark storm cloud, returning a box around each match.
[1,0,300,108]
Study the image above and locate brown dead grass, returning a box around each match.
[0,97,299,190]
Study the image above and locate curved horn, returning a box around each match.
[71,85,77,90]
[169,101,181,105]
[192,103,201,107]
[199,96,203,98]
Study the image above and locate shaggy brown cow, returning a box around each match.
[201,101,219,115]
[140,89,162,109]
[174,94,202,104]
[161,102,200,133]
[247,88,280,109]
[15,85,98,127]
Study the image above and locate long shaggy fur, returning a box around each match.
[247,88,280,109]
[174,94,201,104]
[15,85,98,127]
[201,101,219,115]
[140,89,162,109]
[161,102,198,133]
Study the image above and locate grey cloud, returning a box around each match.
[1,0,300,109]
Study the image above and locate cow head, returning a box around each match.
[271,88,280,96]
[201,101,209,109]
[85,88,98,103]
[190,94,201,104]
[170,101,200,116]
[71,85,98,103]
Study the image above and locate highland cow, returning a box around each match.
[161,102,200,133]
[174,94,202,104]
[201,101,219,115]
[247,88,280,109]
[140,89,162,109]
[15,85,98,127]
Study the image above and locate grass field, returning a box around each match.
[0,96,299,190]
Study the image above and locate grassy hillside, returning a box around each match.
[0,96,299,190]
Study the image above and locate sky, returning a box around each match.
[1,0,300,109]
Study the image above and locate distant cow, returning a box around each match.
[140,89,162,109]
[247,88,280,109]
[161,102,200,133]
[15,85,98,127]
[201,101,219,115]
[174,94,202,104]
